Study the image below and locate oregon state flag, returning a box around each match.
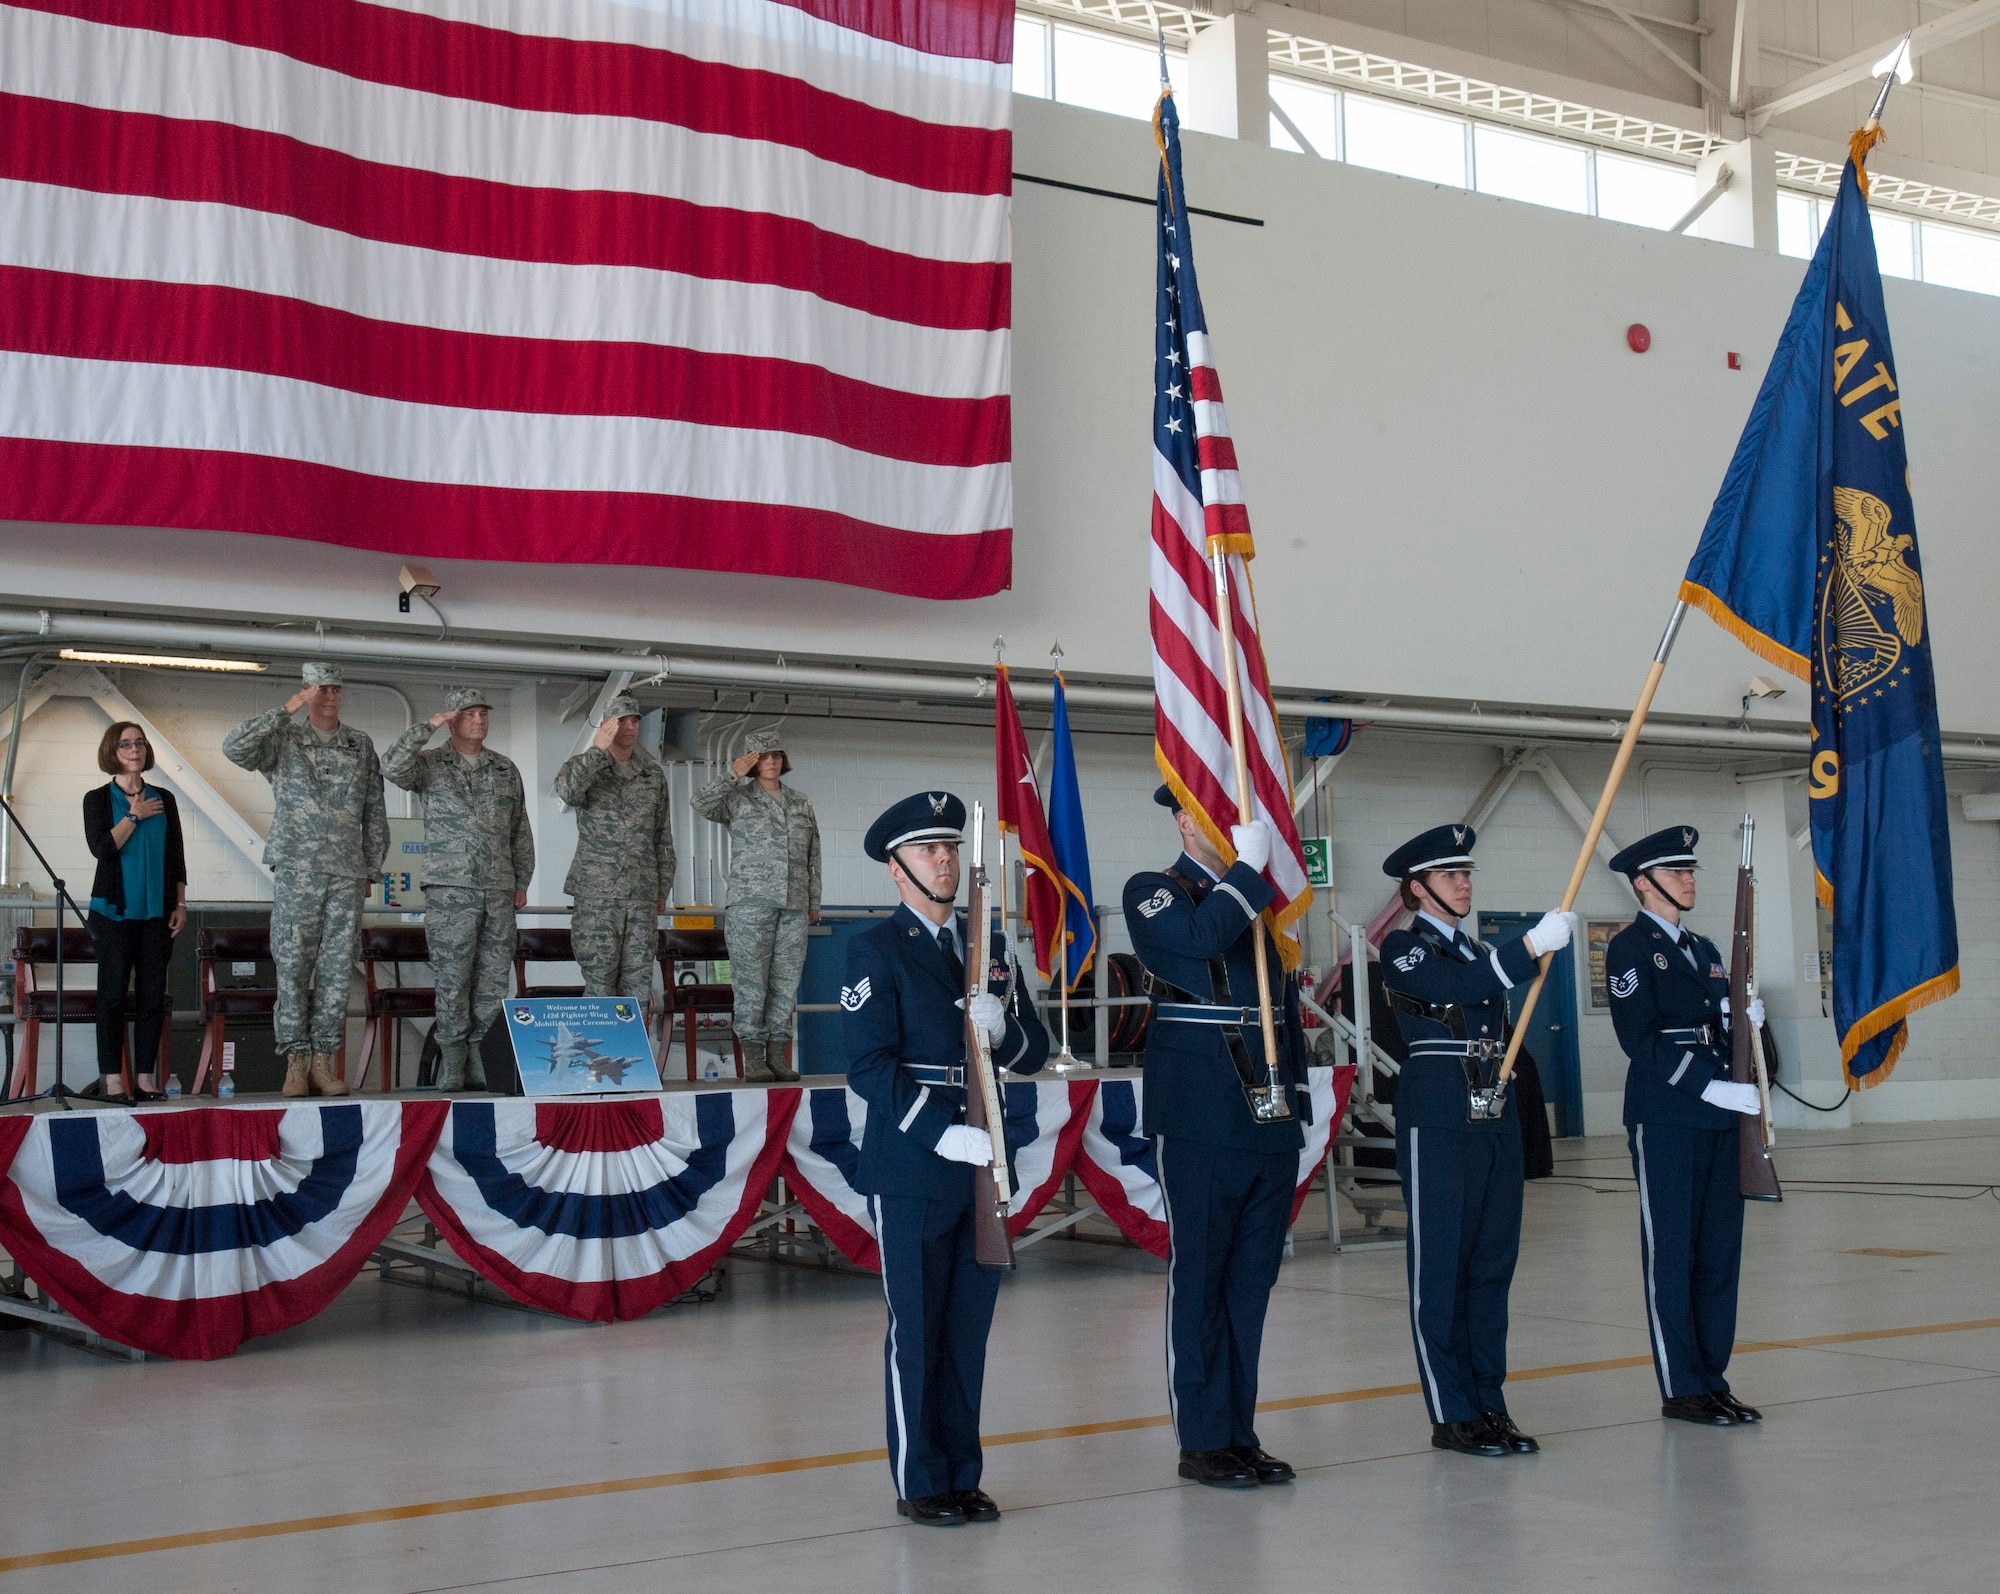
[994,663,1075,986]
[1681,140,1957,1087]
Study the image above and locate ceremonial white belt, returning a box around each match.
[904,1064,965,1086]
[1153,1001,1259,1026]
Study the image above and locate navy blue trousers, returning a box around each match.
[872,1194,1001,1501]
[1629,1122,1744,1399]
[1157,1135,1295,1452]
[1396,1124,1523,1424]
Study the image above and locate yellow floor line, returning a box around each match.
[5,1313,1998,1575]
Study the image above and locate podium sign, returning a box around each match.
[503,998,664,1096]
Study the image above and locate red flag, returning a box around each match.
[994,664,1068,983]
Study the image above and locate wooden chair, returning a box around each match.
[190,925,343,1094]
[513,927,584,999]
[8,926,164,1098]
[656,927,740,1082]
[354,925,434,1092]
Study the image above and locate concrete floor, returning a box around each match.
[3,1119,1998,1592]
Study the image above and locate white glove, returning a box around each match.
[1230,821,1271,873]
[966,992,1007,1044]
[1747,997,1766,1028]
[934,1125,993,1166]
[1524,909,1578,958]
[1701,1080,1762,1116]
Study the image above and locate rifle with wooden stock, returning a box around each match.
[1729,815,1783,1203]
[963,803,1017,1268]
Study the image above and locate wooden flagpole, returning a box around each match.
[1498,600,1689,1083]
[1207,546,1287,1112]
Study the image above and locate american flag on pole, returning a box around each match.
[0,0,1013,598]
[1147,88,1310,964]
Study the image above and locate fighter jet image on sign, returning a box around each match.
[540,1022,642,1088]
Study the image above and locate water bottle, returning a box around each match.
[164,1075,182,1101]
[218,1072,235,1100]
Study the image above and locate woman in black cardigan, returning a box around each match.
[83,721,188,1101]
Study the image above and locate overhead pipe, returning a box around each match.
[4,606,1998,764]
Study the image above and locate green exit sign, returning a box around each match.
[1301,836,1332,889]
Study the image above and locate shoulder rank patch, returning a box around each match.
[1392,946,1426,972]
[1654,952,1670,970]
[1136,887,1173,919]
[1608,968,1639,1000]
[839,977,872,1012]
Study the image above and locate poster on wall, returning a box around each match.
[1585,921,1624,1011]
[504,999,663,1095]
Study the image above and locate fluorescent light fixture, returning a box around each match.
[1873,41,1913,84]
[59,648,267,673]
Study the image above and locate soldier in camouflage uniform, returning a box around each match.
[383,686,536,1092]
[223,662,388,1097]
[553,693,676,1000]
[693,728,821,1081]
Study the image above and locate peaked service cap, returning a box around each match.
[866,791,966,862]
[1383,823,1479,879]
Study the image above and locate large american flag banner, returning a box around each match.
[1146,89,1310,963]
[0,0,1013,598]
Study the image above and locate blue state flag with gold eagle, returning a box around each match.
[1681,146,1957,1087]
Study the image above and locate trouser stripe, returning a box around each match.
[1408,1127,1444,1422]
[873,1196,911,1499]
[1634,1125,1675,1397]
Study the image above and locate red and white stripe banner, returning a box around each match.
[0,0,1014,597]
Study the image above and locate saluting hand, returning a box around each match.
[286,687,315,714]
[591,718,620,752]
[731,751,759,778]
[427,710,454,731]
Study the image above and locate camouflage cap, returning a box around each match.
[600,693,643,721]
[444,685,493,713]
[301,662,343,687]
[743,726,790,775]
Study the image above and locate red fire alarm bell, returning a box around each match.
[1727,351,1742,369]
[1627,323,1651,353]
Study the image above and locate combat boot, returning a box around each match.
[768,1040,801,1083]
[308,1052,349,1097]
[435,1047,468,1092]
[739,1040,775,1082]
[282,1052,312,1097]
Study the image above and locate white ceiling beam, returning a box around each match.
[1591,0,1729,103]
[1748,0,2000,125]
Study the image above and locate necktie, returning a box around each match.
[937,924,966,988]
[1454,931,1474,959]
[1677,929,1698,968]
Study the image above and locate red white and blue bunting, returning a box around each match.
[0,1101,445,1359]
[0,1066,1350,1357]
[419,1092,797,1322]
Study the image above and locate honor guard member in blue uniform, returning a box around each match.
[1604,827,1765,1427]
[1378,824,1575,1458]
[842,791,1050,1527]
[1123,786,1311,1491]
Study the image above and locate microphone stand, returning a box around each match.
[0,794,85,1106]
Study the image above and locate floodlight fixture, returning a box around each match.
[58,648,266,673]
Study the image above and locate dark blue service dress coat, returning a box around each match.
[1123,852,1310,1454]
[841,902,1048,1501]
[1605,912,1746,1400]
[1377,914,1538,1425]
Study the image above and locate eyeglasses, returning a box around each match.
[116,738,149,750]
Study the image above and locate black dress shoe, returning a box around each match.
[95,1092,137,1108]
[1711,1392,1762,1423]
[951,1488,1001,1521]
[1662,1394,1737,1425]
[896,1495,966,1526]
[1178,1448,1260,1488]
[129,1086,167,1103]
[1432,1421,1508,1457]
[1230,1446,1295,1484]
[1480,1412,1540,1453]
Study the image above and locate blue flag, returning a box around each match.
[1046,671,1097,993]
[1681,148,1957,1087]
